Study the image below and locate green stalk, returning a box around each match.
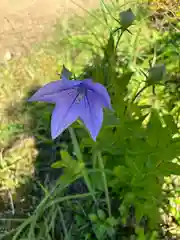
[115,29,123,51]
[131,85,148,103]
[68,127,96,202]
[58,206,68,238]
[97,152,111,217]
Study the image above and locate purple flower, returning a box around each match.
[28,68,112,141]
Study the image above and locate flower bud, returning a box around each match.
[97,209,106,220]
[148,64,166,84]
[89,213,98,222]
[119,8,135,29]
[61,65,72,79]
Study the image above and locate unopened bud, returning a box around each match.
[119,8,135,29]
[148,64,166,84]
[97,209,106,220]
[61,65,72,79]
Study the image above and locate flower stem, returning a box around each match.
[132,85,148,103]
[97,152,111,217]
[69,127,82,161]
[68,127,96,202]
[58,206,68,238]
[115,29,123,51]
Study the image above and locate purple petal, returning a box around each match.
[28,79,82,103]
[51,89,80,139]
[83,79,112,109]
[28,80,63,103]
[79,90,103,141]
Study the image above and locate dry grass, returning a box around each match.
[0,0,101,56]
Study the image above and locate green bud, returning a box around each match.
[89,213,98,222]
[148,64,166,84]
[119,8,135,29]
[97,209,106,220]
[106,217,118,227]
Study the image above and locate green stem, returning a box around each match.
[58,206,68,238]
[115,29,123,51]
[98,152,111,217]
[69,127,82,161]
[68,127,96,202]
[132,85,148,103]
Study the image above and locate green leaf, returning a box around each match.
[89,171,104,191]
[146,110,171,147]
[147,110,161,138]
[97,129,120,154]
[105,33,115,59]
[93,224,107,240]
[51,161,66,169]
[103,110,120,127]
[158,162,180,176]
[106,217,118,227]
[135,227,146,240]
[51,150,84,176]
[113,165,131,184]
[115,71,133,95]
[51,151,73,169]
[163,114,178,134]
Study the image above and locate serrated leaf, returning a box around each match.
[51,161,66,169]
[113,165,131,183]
[61,150,73,162]
[103,110,120,127]
[105,33,115,58]
[163,114,178,134]
[158,162,180,176]
[93,224,107,239]
[51,151,73,168]
[146,110,167,147]
[115,71,133,95]
[89,172,104,191]
[106,217,118,227]
[52,150,84,176]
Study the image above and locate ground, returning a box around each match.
[0,0,100,60]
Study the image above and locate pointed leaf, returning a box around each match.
[163,114,178,134]
[158,162,180,176]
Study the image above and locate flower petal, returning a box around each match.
[28,79,82,103]
[28,80,64,103]
[83,79,112,109]
[79,90,103,141]
[51,89,80,139]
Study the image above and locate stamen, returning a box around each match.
[75,85,86,103]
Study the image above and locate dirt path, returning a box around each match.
[0,0,100,59]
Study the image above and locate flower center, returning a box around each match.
[76,85,86,103]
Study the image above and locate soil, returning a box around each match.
[0,0,100,59]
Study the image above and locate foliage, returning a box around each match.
[148,0,180,32]
[149,0,180,17]
[0,1,180,240]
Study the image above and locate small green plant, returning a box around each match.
[1,1,180,240]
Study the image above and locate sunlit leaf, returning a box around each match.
[158,162,180,176]
[163,114,178,135]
